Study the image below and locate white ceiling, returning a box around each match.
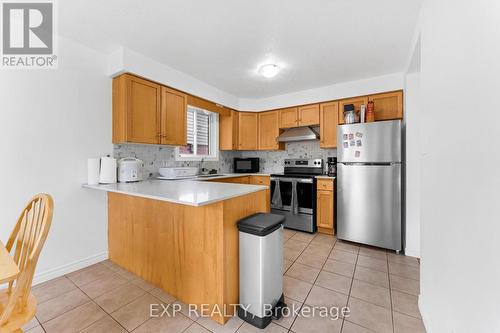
[59,0,422,99]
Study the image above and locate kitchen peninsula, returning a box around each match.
[84,179,269,324]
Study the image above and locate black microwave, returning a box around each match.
[234,158,260,173]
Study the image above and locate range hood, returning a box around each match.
[277,126,320,142]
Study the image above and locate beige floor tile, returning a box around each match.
[283,276,313,302]
[390,274,420,296]
[273,297,302,329]
[80,315,126,333]
[66,263,115,286]
[32,276,76,303]
[237,322,288,333]
[323,259,356,277]
[392,290,421,318]
[350,280,391,309]
[341,320,375,333]
[304,285,348,309]
[291,313,343,333]
[36,288,90,323]
[283,259,293,273]
[197,315,243,333]
[388,253,419,267]
[284,239,309,252]
[295,252,328,269]
[134,313,193,333]
[111,293,161,331]
[22,316,39,331]
[79,271,128,298]
[334,241,360,254]
[42,301,106,333]
[311,233,336,246]
[94,282,146,313]
[185,322,212,333]
[283,229,296,241]
[149,287,176,304]
[346,298,393,333]
[173,300,201,320]
[307,241,334,253]
[285,262,321,283]
[315,271,352,295]
[358,247,387,260]
[129,274,157,291]
[329,249,358,265]
[290,232,316,243]
[389,262,420,280]
[393,311,426,333]
[26,326,45,333]
[284,246,302,261]
[354,266,389,289]
[356,255,388,273]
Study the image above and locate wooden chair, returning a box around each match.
[0,194,54,333]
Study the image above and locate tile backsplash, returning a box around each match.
[114,140,336,178]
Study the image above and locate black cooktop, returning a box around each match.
[270,173,319,178]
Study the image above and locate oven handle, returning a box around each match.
[270,177,313,184]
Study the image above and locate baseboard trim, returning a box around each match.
[418,294,431,333]
[33,252,109,286]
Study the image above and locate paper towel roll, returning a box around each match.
[99,157,117,184]
[87,158,100,185]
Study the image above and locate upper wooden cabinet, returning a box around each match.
[220,110,239,150]
[258,111,283,150]
[319,102,339,148]
[279,107,298,128]
[160,86,187,145]
[238,112,258,150]
[338,96,369,125]
[113,74,187,145]
[368,91,403,121]
[298,104,320,126]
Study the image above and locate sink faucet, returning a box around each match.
[199,158,205,175]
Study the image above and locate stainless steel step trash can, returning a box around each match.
[237,213,286,329]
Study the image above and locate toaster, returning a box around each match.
[117,158,144,182]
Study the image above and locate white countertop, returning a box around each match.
[83,176,269,207]
[315,175,336,179]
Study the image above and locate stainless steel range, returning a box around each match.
[270,159,324,233]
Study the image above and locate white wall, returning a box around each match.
[404,72,421,258]
[0,36,112,284]
[418,1,500,332]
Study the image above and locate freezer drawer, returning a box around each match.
[337,163,401,251]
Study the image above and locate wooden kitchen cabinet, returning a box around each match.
[316,178,335,235]
[160,86,187,145]
[113,74,187,145]
[368,91,403,121]
[238,112,258,150]
[220,110,239,150]
[338,96,369,125]
[298,104,320,126]
[258,111,283,150]
[279,107,299,128]
[319,102,339,148]
[249,175,271,186]
[113,74,161,144]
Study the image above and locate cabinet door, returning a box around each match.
[317,189,334,230]
[368,91,403,121]
[338,96,369,125]
[279,107,298,128]
[220,110,239,150]
[258,111,281,150]
[238,112,258,150]
[319,102,339,148]
[126,75,161,144]
[298,104,320,126]
[249,175,271,186]
[161,86,187,145]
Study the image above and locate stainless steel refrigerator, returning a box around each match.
[337,120,402,251]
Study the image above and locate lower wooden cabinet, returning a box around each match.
[249,175,271,186]
[316,179,335,235]
[238,112,259,150]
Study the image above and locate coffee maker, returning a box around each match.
[326,157,337,176]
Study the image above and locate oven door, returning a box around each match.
[270,177,316,233]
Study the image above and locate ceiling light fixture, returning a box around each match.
[259,64,279,78]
